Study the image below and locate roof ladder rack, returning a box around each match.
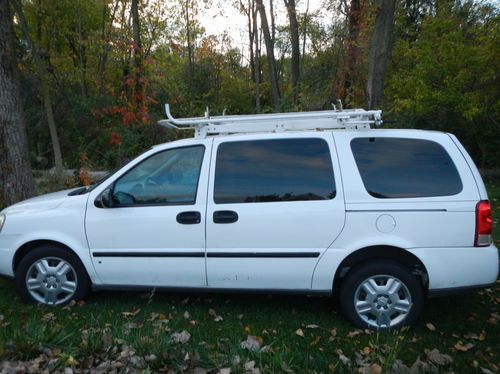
[158,103,382,138]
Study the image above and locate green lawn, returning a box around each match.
[0,184,499,373]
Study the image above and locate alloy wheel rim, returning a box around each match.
[25,257,78,306]
[354,274,412,328]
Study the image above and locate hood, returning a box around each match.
[2,188,83,215]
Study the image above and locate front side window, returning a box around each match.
[214,138,336,204]
[113,146,204,206]
[351,137,463,198]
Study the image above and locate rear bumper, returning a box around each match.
[410,244,499,290]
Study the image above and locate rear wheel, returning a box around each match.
[15,246,90,306]
[340,260,423,329]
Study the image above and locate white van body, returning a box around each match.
[0,124,497,329]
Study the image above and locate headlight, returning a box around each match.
[0,213,5,232]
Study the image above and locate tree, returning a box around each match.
[255,0,280,111]
[252,1,261,111]
[0,0,35,207]
[131,0,144,109]
[284,0,300,105]
[366,0,397,109]
[11,0,63,174]
[334,0,366,106]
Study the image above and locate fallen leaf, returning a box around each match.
[66,356,77,366]
[362,346,371,355]
[121,309,141,318]
[347,330,361,338]
[480,367,495,374]
[244,360,256,370]
[295,328,304,337]
[42,313,56,323]
[240,335,263,351]
[425,323,436,331]
[310,336,321,346]
[232,355,241,365]
[425,348,453,366]
[368,363,382,374]
[219,368,231,374]
[184,311,190,319]
[208,308,217,317]
[453,341,474,352]
[171,330,191,344]
[330,328,337,337]
[214,315,223,322]
[336,349,350,366]
[306,324,320,329]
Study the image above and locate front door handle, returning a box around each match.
[213,210,238,224]
[176,211,201,225]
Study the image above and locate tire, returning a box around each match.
[14,246,90,306]
[340,260,423,330]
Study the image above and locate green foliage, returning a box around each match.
[386,1,500,167]
[13,0,500,171]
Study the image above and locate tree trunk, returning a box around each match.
[77,16,88,97]
[337,0,365,105]
[184,0,194,76]
[253,3,261,112]
[98,0,119,95]
[131,0,144,109]
[366,0,396,109]
[243,0,255,82]
[11,0,63,174]
[0,0,35,207]
[284,0,300,105]
[301,0,309,74]
[255,0,280,111]
[269,0,276,47]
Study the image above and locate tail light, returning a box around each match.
[475,200,492,247]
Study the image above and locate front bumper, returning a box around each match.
[0,234,19,277]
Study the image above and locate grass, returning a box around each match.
[0,183,499,373]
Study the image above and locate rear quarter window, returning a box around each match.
[350,137,463,198]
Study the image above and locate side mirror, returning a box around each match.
[94,187,113,208]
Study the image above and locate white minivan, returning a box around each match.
[0,107,497,329]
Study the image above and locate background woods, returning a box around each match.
[0,0,499,205]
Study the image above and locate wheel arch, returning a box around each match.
[333,245,429,291]
[13,239,83,273]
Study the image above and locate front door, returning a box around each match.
[206,133,345,290]
[86,144,210,287]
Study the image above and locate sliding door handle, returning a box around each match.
[213,210,238,224]
[176,211,201,225]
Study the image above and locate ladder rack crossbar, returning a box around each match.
[158,103,382,138]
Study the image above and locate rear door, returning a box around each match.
[205,132,345,290]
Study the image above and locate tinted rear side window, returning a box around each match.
[214,138,336,204]
[351,137,462,198]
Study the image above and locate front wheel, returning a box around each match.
[340,260,424,329]
[15,246,90,306]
